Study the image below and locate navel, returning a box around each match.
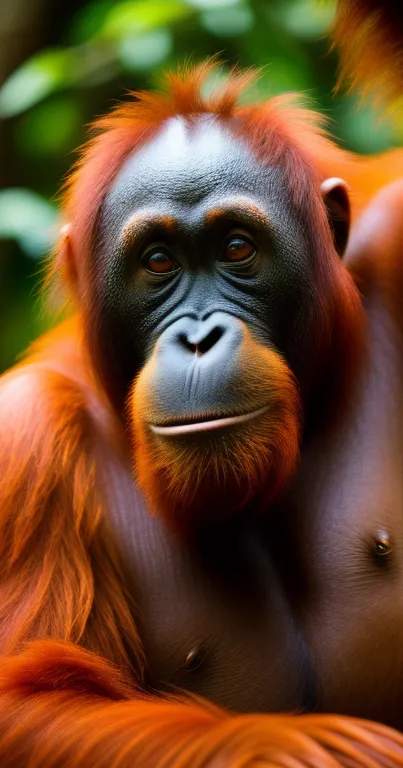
[184,646,205,673]
[371,530,393,564]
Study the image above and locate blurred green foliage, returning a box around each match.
[0,0,401,372]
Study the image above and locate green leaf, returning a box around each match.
[185,0,242,8]
[17,98,81,157]
[272,0,337,40]
[337,97,396,154]
[100,0,191,39]
[0,49,76,118]
[0,189,59,258]
[70,0,117,43]
[201,5,254,37]
[118,28,173,71]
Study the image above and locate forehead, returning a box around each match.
[103,116,288,226]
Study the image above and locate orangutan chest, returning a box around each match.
[129,521,314,714]
[284,411,403,729]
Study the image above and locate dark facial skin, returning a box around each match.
[96,117,316,417]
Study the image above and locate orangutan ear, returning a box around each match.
[59,223,78,288]
[321,177,350,258]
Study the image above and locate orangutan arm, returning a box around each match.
[1,640,403,768]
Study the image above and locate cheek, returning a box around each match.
[127,340,302,532]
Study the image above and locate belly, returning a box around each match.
[105,449,314,714]
[123,514,314,713]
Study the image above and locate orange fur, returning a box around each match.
[1,62,403,765]
[1,642,403,766]
[333,1,403,107]
[0,363,143,677]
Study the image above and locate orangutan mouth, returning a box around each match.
[149,406,269,436]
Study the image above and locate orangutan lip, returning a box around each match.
[149,406,269,436]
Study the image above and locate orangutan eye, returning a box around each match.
[142,248,180,275]
[220,235,257,264]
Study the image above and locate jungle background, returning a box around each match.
[0,0,401,373]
